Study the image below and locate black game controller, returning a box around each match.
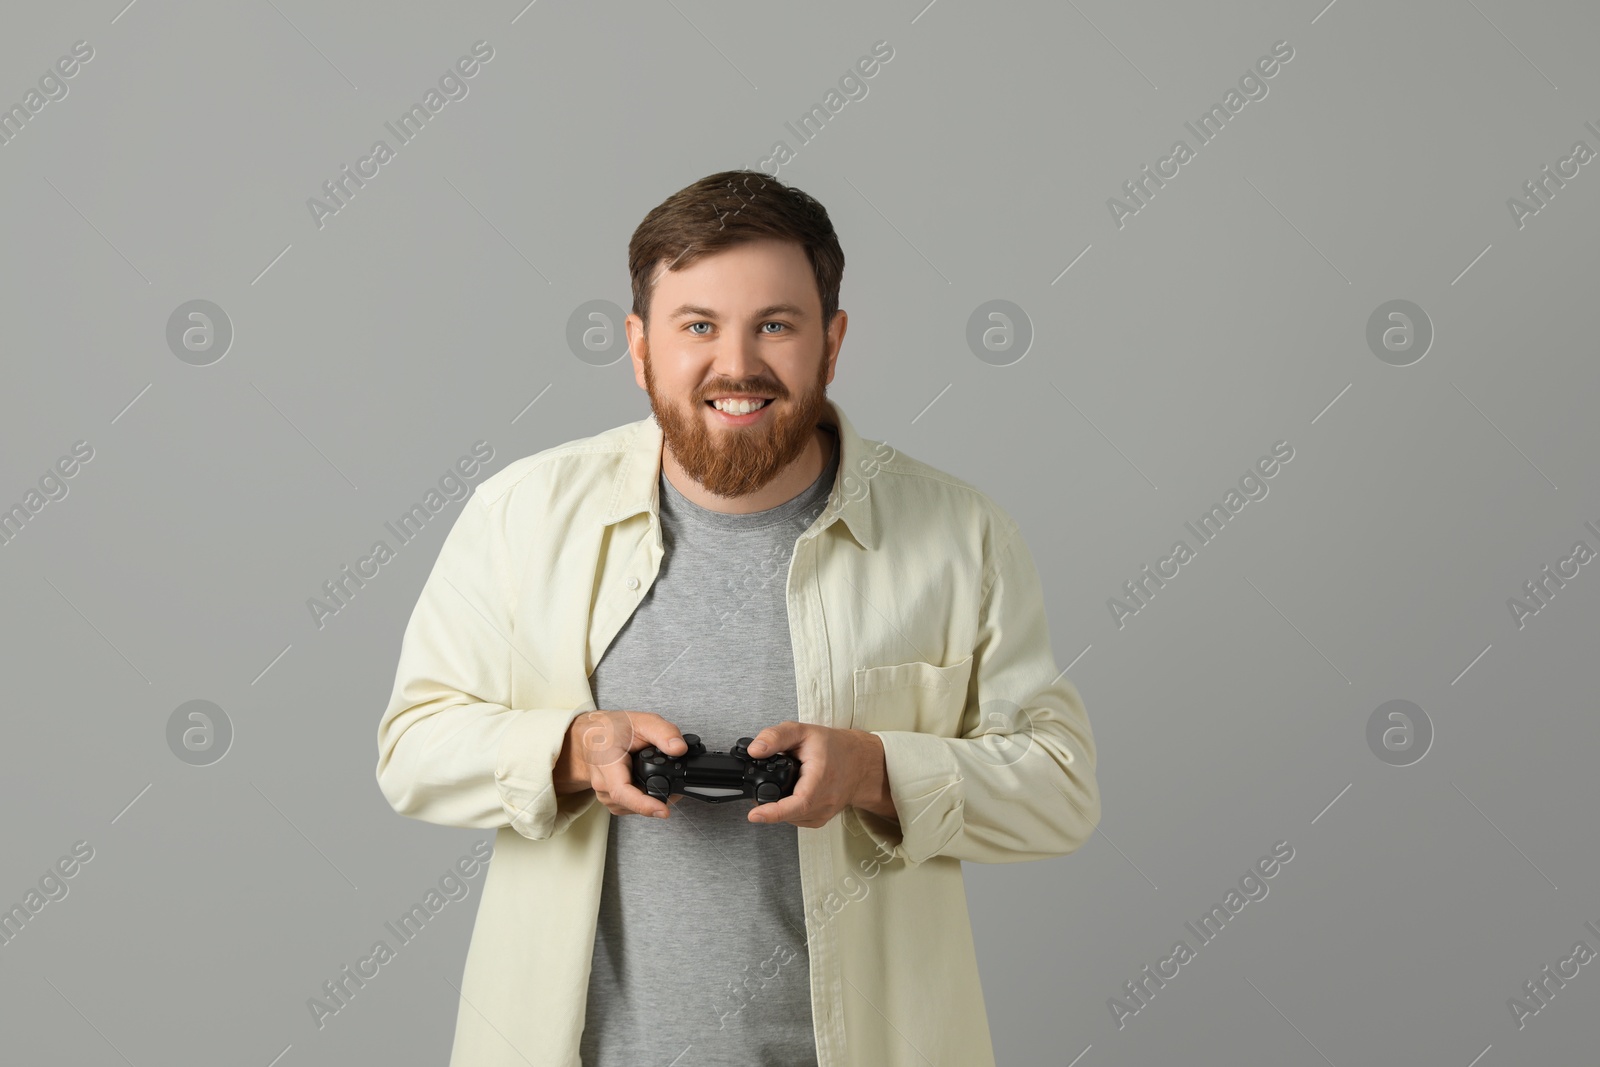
[632,734,800,805]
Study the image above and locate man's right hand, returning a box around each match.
[553,710,687,818]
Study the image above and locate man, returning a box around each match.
[376,170,1100,1067]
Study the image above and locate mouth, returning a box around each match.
[705,396,774,424]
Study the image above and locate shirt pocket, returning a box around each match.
[850,654,974,738]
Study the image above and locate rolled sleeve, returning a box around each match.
[848,731,965,866]
[495,706,598,839]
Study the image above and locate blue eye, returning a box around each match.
[687,321,788,335]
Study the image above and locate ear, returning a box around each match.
[626,312,649,391]
[823,309,846,386]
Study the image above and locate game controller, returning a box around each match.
[631,734,801,805]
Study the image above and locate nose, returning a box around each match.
[711,330,767,388]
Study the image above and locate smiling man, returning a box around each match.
[377,170,1100,1067]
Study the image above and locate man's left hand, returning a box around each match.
[745,722,895,828]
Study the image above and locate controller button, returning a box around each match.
[756,783,780,803]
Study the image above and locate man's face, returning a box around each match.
[628,238,844,499]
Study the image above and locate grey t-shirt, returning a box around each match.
[579,431,839,1067]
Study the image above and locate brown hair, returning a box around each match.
[628,169,845,333]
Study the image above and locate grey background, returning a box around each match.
[1,1,1595,1064]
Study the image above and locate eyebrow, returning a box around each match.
[667,303,809,321]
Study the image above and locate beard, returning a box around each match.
[643,352,831,500]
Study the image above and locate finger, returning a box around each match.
[745,720,801,757]
[606,764,670,818]
[748,799,791,823]
[749,794,808,824]
[643,714,688,756]
[591,787,627,817]
[749,768,820,823]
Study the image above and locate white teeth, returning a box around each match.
[711,397,769,415]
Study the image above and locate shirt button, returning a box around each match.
[626,577,639,590]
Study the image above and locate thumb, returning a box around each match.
[649,719,687,754]
[746,723,798,757]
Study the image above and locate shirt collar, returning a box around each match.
[602,396,878,551]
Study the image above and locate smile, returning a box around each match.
[705,397,773,423]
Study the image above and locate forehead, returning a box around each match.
[653,238,818,314]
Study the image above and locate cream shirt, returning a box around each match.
[376,397,1101,1066]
